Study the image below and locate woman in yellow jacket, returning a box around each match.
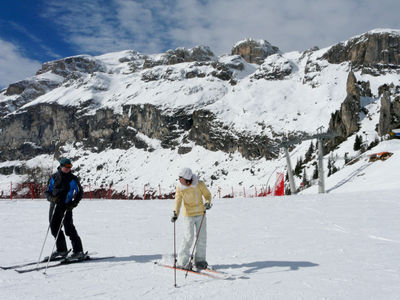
[171,167,212,270]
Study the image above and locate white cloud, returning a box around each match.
[42,0,167,55]
[167,0,400,53]
[0,39,41,88]
[42,0,400,56]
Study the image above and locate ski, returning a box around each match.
[201,267,228,276]
[194,266,237,280]
[205,267,241,280]
[155,262,230,279]
[15,254,115,274]
[1,250,72,270]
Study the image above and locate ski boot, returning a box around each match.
[195,261,208,270]
[49,250,69,261]
[65,251,87,262]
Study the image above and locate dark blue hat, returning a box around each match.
[59,157,72,167]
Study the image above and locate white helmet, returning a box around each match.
[179,168,193,180]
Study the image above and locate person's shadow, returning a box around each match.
[213,260,318,274]
[82,254,162,267]
[105,254,163,264]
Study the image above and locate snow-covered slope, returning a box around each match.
[1,188,399,299]
[1,47,350,135]
[0,29,399,197]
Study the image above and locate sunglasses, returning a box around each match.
[63,164,72,168]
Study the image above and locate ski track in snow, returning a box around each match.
[368,235,400,244]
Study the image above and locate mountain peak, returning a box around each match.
[231,38,280,64]
[322,28,400,67]
[364,28,400,36]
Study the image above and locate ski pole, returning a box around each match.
[185,210,206,278]
[173,220,177,288]
[43,209,67,274]
[35,204,57,270]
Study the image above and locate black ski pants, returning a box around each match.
[49,203,83,253]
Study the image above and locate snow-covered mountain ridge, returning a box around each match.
[0,29,399,197]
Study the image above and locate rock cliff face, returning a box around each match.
[378,85,400,135]
[36,56,107,76]
[231,38,279,64]
[188,110,278,159]
[143,46,216,68]
[322,29,400,138]
[1,79,61,117]
[322,31,400,72]
[252,54,293,80]
[0,103,193,161]
[327,71,361,150]
[325,31,400,149]
[0,103,279,164]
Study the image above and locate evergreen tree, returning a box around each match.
[327,156,339,176]
[331,164,338,175]
[313,164,318,180]
[344,152,350,164]
[367,138,380,150]
[327,157,332,177]
[354,135,363,151]
[295,157,303,177]
[305,141,314,163]
[285,186,291,195]
[302,169,307,186]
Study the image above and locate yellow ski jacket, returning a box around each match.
[174,179,212,217]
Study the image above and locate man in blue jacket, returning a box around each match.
[45,157,84,260]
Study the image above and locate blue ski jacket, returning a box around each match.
[45,167,83,205]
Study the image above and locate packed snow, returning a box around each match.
[0,187,399,299]
[1,140,400,299]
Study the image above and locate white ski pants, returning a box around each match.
[177,214,207,267]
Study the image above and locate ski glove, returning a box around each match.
[204,202,212,210]
[49,195,60,204]
[171,211,178,223]
[66,201,78,210]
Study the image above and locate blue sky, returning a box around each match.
[1,0,400,88]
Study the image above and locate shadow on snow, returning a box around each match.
[212,260,319,274]
[107,254,163,263]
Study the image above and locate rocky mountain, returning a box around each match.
[231,38,280,64]
[1,29,399,197]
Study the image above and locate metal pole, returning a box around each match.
[185,211,206,278]
[284,147,296,195]
[173,221,177,287]
[317,137,325,193]
[43,210,67,274]
[36,204,57,270]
